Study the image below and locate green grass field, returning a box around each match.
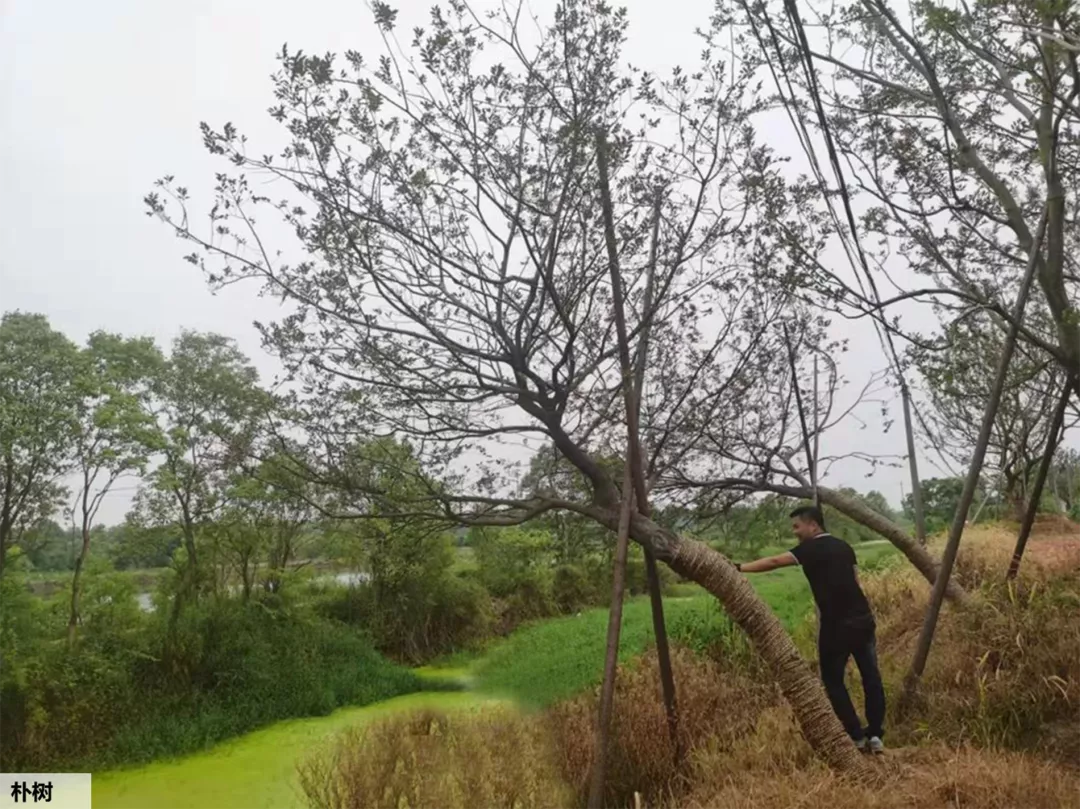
[470,539,898,706]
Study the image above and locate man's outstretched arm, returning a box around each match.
[736,552,798,573]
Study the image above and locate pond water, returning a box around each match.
[133,571,371,611]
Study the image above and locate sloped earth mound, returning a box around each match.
[302,524,1080,809]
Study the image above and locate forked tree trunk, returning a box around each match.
[584,505,873,779]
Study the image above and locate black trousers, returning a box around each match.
[818,614,886,741]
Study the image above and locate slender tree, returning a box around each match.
[903,209,1049,702]
[0,313,79,578]
[1008,378,1076,579]
[911,312,1076,521]
[131,332,265,639]
[67,332,163,644]
[726,0,1080,382]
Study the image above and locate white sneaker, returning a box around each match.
[854,737,868,752]
[868,736,884,755]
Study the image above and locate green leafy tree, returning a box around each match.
[0,312,80,577]
[67,332,164,643]
[208,453,317,600]
[517,445,617,564]
[19,519,73,571]
[130,331,265,634]
[104,520,180,570]
[902,477,986,535]
[860,491,895,522]
[329,436,487,661]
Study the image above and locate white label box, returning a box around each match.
[2,774,91,809]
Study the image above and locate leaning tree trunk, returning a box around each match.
[586,506,873,779]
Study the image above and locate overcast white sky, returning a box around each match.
[2,0,973,525]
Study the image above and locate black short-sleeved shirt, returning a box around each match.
[789,534,872,625]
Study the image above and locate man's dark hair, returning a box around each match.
[790,504,826,529]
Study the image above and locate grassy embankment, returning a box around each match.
[93,540,900,808]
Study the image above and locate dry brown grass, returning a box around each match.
[856,527,1080,759]
[297,706,572,809]
[546,647,778,808]
[684,740,1080,809]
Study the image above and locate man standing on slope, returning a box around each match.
[735,504,887,754]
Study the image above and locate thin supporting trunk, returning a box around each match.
[968,488,992,524]
[634,200,679,759]
[1008,379,1073,580]
[587,468,635,809]
[782,324,817,492]
[67,523,92,646]
[903,207,1049,703]
[900,383,927,545]
[595,135,679,763]
[167,523,199,645]
[812,355,820,508]
[643,548,679,754]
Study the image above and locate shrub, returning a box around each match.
[552,564,598,613]
[473,526,555,599]
[474,526,558,630]
[1,595,421,771]
[298,707,572,809]
[316,569,493,664]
